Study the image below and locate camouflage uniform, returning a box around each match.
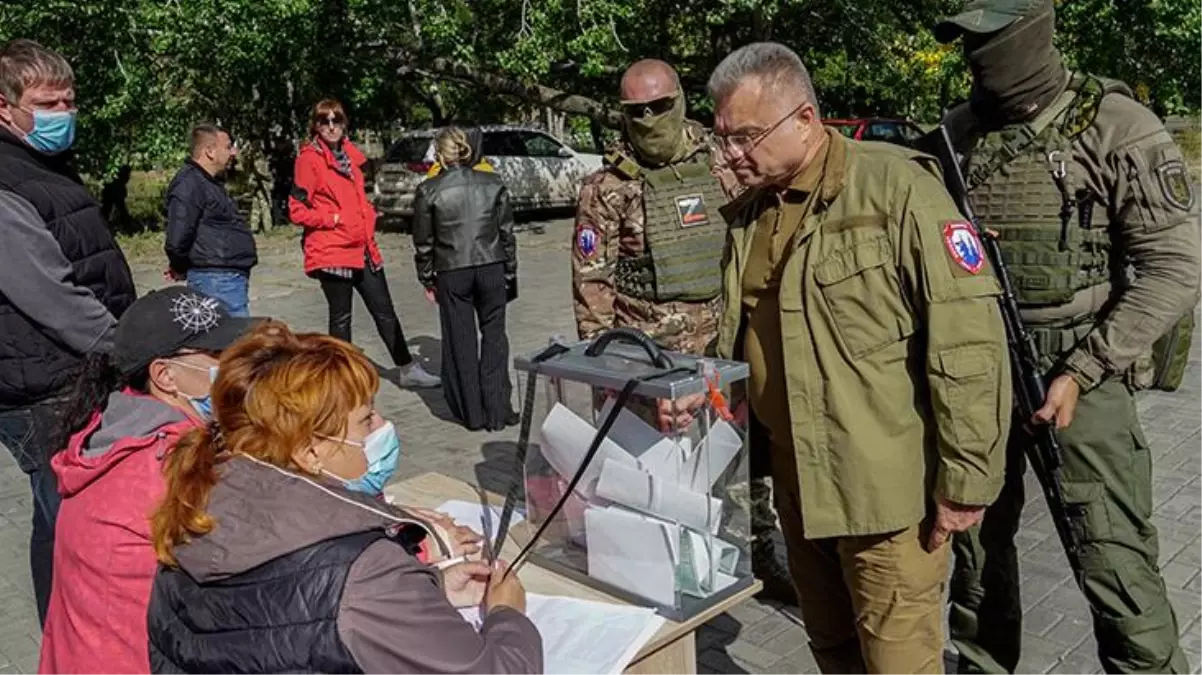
[572,124,721,353]
[571,121,795,603]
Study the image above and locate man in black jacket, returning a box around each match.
[165,124,258,316]
[0,39,137,626]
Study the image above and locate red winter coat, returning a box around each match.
[288,138,383,275]
[40,391,198,675]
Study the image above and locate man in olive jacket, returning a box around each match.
[708,42,1012,673]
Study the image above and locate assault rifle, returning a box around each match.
[919,125,1083,575]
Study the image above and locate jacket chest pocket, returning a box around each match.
[813,234,915,359]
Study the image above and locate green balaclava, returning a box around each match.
[622,90,687,167]
[935,0,1068,123]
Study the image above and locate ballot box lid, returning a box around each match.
[513,337,748,399]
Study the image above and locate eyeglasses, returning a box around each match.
[318,116,345,128]
[712,102,807,156]
[621,96,677,120]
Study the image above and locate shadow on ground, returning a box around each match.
[474,440,522,498]
[395,336,463,424]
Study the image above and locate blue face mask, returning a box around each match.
[172,361,218,420]
[323,421,402,496]
[20,108,76,155]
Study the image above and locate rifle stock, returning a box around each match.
[921,125,1083,575]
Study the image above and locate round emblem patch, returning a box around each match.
[577,225,598,259]
[942,221,985,275]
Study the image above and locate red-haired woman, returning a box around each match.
[289,98,439,388]
[145,323,540,673]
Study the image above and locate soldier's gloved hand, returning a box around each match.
[656,393,707,433]
[926,496,986,552]
[1031,374,1080,431]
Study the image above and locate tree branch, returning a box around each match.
[397,56,623,128]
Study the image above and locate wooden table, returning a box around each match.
[386,472,762,674]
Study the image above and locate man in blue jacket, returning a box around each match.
[165,124,258,316]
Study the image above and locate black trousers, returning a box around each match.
[435,263,513,429]
[318,264,414,367]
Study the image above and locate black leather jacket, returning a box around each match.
[412,166,516,287]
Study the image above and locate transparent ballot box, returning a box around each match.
[512,327,753,622]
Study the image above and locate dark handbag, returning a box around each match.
[506,275,518,303]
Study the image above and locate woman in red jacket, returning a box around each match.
[289,98,440,388]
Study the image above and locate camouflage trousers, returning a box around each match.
[724,409,781,553]
[248,190,272,232]
[950,379,1189,674]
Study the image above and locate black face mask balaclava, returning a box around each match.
[966,7,1068,123]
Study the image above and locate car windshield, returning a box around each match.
[385,137,433,163]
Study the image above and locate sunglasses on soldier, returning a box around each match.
[621,96,677,120]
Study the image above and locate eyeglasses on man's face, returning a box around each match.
[712,102,807,156]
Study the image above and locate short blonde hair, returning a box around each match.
[434,127,472,167]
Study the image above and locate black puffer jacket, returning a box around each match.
[164,160,258,274]
[411,165,516,288]
[0,129,136,407]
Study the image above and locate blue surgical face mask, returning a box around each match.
[171,360,219,420]
[19,108,76,155]
[322,421,402,496]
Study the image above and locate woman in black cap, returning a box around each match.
[39,287,260,674]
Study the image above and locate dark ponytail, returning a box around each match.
[51,352,148,453]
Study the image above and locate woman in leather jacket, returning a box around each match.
[412,128,518,431]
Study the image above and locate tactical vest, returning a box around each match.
[965,73,1129,358]
[609,151,727,303]
[964,74,1195,391]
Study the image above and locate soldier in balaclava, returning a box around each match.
[936,1,1199,672]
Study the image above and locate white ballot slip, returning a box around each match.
[683,419,743,493]
[595,396,698,486]
[540,403,639,500]
[594,458,723,535]
[585,505,678,606]
[458,593,665,674]
[678,529,742,598]
[433,499,524,541]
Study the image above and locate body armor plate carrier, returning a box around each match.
[610,151,727,303]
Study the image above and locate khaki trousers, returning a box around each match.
[773,440,950,674]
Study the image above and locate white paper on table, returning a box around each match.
[594,458,723,535]
[540,403,640,499]
[458,593,665,674]
[433,500,524,542]
[585,505,678,606]
[682,420,743,493]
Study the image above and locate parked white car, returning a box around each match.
[372,125,603,221]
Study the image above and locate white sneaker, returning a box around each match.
[398,362,441,388]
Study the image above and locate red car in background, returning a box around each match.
[824,117,926,148]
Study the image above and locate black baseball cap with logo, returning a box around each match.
[113,287,263,376]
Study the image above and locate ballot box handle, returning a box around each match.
[583,327,673,369]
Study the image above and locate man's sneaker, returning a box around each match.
[752,544,798,606]
[397,363,441,389]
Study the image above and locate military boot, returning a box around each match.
[751,538,797,606]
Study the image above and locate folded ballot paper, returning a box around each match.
[536,401,744,604]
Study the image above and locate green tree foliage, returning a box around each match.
[0,0,1196,174]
